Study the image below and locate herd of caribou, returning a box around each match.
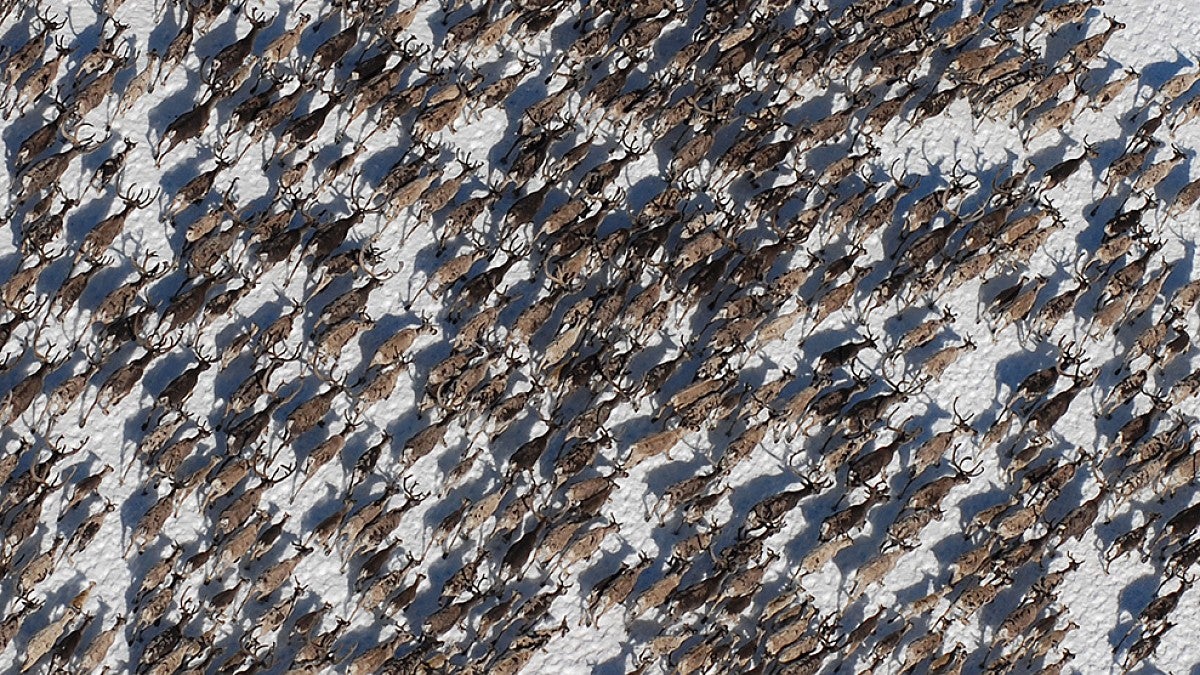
[0,0,1199,671]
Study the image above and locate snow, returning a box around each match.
[2,0,1200,672]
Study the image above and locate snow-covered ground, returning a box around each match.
[1,0,1199,672]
